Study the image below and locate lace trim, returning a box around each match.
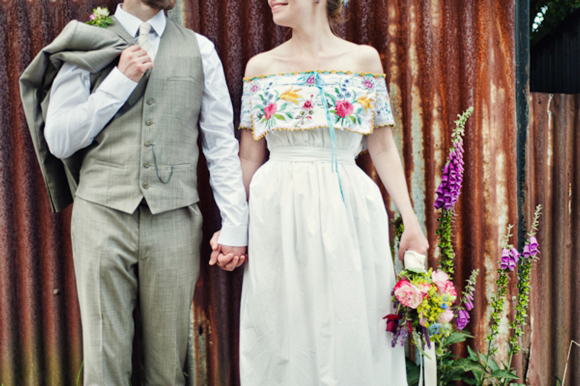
[243,70,386,83]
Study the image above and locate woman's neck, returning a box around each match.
[288,21,337,59]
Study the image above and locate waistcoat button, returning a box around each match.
[147,98,155,105]
[143,182,150,189]
[144,141,152,147]
[146,119,153,126]
[143,162,151,168]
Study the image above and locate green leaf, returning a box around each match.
[406,266,426,274]
[445,331,472,345]
[259,94,265,102]
[349,116,356,123]
[405,358,420,386]
[467,345,477,361]
[273,114,285,120]
[487,358,500,372]
[490,369,519,380]
[105,17,113,24]
[285,112,293,119]
[455,358,487,373]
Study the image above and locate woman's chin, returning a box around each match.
[272,12,295,28]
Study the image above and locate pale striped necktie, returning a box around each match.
[138,22,155,62]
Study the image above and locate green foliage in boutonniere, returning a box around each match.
[86,7,113,28]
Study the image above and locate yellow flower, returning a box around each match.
[280,88,302,104]
[357,95,373,113]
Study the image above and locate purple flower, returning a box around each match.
[522,236,539,258]
[434,147,465,210]
[500,247,520,271]
[465,299,474,311]
[457,309,470,330]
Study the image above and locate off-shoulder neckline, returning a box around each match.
[243,70,386,82]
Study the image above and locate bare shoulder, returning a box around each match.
[354,44,384,73]
[244,43,290,78]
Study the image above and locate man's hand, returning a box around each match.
[118,45,153,82]
[209,231,247,271]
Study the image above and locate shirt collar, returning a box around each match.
[114,3,167,38]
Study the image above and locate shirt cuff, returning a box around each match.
[97,67,139,101]
[217,223,248,247]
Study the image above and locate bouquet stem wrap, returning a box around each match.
[404,250,437,386]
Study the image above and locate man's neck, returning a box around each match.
[121,0,160,22]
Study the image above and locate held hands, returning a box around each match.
[118,45,153,82]
[397,218,429,262]
[209,231,247,271]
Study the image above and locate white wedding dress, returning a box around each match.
[238,71,408,386]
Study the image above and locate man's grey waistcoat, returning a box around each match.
[20,17,204,214]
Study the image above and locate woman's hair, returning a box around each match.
[327,0,345,32]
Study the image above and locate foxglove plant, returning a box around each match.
[435,107,473,275]
[509,206,542,360]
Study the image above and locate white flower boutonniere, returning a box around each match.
[86,7,113,28]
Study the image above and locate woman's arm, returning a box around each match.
[368,127,429,260]
[240,130,267,198]
[360,45,429,260]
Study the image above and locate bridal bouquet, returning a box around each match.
[385,266,458,351]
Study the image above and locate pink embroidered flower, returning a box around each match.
[394,280,422,309]
[264,103,277,119]
[363,80,374,89]
[251,84,260,93]
[335,100,354,118]
[306,75,316,84]
[432,270,449,292]
[303,100,313,109]
[438,309,454,324]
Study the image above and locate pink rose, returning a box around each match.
[394,280,423,309]
[89,13,97,20]
[251,84,259,93]
[335,100,354,118]
[432,269,449,292]
[303,100,313,109]
[264,103,277,119]
[443,281,457,302]
[363,80,374,89]
[306,75,316,84]
[418,283,431,295]
[438,309,454,324]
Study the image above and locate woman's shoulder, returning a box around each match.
[244,43,291,79]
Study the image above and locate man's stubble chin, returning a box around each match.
[141,0,175,11]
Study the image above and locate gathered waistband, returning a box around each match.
[269,147,356,164]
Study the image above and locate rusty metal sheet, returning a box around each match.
[526,93,580,386]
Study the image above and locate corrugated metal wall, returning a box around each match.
[525,93,579,386]
[530,8,580,94]
[1,0,573,385]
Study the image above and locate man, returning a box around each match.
[20,0,247,384]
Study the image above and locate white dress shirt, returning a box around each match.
[45,4,248,246]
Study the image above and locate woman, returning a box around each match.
[218,0,428,384]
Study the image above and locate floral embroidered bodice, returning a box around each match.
[239,71,395,140]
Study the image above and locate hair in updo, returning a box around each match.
[326,0,345,32]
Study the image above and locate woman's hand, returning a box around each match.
[397,219,429,261]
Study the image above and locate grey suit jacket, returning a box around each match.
[20,20,131,212]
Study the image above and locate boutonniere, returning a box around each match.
[86,7,113,28]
